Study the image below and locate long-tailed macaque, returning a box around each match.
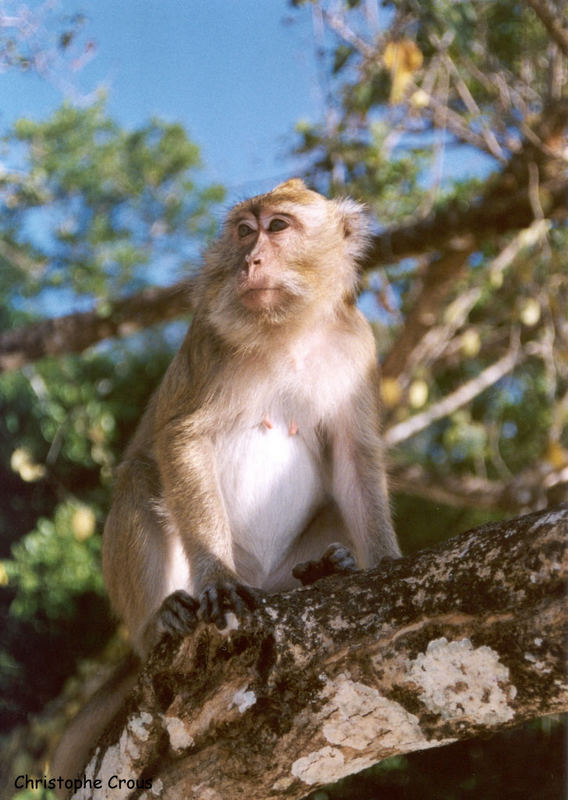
[53,178,400,786]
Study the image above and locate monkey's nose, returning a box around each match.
[244,255,262,275]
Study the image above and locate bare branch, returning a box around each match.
[443,55,506,160]
[322,8,376,59]
[391,463,568,511]
[414,79,507,161]
[384,347,520,447]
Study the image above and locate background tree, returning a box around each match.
[0,1,566,799]
[289,0,568,544]
[0,101,224,784]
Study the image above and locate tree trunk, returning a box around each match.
[72,506,567,800]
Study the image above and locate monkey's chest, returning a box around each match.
[215,418,325,578]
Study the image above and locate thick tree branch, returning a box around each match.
[380,244,474,379]
[0,281,194,372]
[71,506,567,800]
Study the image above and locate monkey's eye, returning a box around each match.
[237,223,255,238]
[268,218,289,233]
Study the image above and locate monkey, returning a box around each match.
[52,178,400,788]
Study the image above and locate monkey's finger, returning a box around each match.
[199,586,228,629]
[222,587,246,619]
[157,590,199,636]
[292,558,324,585]
[234,583,263,611]
[323,543,358,574]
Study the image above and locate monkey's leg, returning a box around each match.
[262,503,356,590]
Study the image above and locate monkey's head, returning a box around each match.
[201,179,370,350]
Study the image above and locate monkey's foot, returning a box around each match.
[156,590,200,638]
[293,543,358,586]
[199,581,262,629]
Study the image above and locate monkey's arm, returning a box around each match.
[330,391,401,569]
[153,419,260,627]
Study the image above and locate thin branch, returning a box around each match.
[384,347,520,447]
[391,462,568,511]
[443,54,506,160]
[414,79,507,161]
[321,8,377,59]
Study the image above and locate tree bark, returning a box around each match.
[73,506,567,800]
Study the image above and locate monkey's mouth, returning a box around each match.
[240,287,283,310]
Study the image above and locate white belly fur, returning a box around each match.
[216,417,325,583]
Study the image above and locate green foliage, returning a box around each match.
[0,99,224,303]
[295,119,427,220]
[4,500,103,623]
[332,44,355,74]
[12,790,56,800]
[0,342,176,727]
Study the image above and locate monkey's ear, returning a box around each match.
[273,178,308,193]
[333,197,371,261]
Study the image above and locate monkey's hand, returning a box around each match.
[156,590,200,637]
[293,542,358,586]
[199,580,263,630]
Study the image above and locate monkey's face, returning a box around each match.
[233,208,306,314]
[201,179,370,349]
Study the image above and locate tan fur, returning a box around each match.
[52,179,400,790]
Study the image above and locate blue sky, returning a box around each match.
[1,0,321,201]
[1,0,496,203]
